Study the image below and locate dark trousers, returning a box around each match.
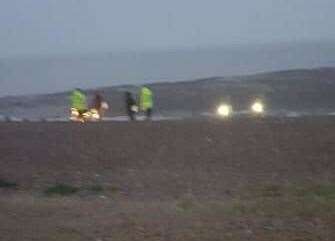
[145,108,152,119]
[127,110,136,121]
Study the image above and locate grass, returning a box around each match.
[87,184,104,193]
[227,184,335,218]
[0,178,17,189]
[293,184,335,199]
[256,184,284,197]
[103,185,120,195]
[174,184,335,219]
[44,183,115,196]
[2,183,334,241]
[45,184,79,196]
[47,227,83,241]
[176,194,198,213]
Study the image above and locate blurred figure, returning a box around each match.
[70,88,87,117]
[125,91,137,121]
[139,86,153,119]
[92,92,109,119]
[92,92,103,110]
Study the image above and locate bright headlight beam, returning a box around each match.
[251,102,264,113]
[217,104,232,117]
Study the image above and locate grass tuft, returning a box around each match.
[87,184,104,193]
[0,179,17,189]
[45,184,79,196]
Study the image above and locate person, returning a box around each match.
[92,92,103,110]
[139,86,153,119]
[70,88,87,117]
[92,92,109,119]
[125,91,137,121]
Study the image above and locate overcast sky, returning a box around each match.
[0,0,334,57]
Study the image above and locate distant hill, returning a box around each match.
[1,41,335,96]
[1,67,335,119]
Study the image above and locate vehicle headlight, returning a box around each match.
[251,101,264,114]
[217,104,232,117]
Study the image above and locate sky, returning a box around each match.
[0,0,334,57]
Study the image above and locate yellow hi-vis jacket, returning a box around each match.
[140,87,153,111]
[70,90,87,111]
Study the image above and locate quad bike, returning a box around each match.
[70,108,100,122]
[70,100,109,122]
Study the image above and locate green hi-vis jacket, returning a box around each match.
[70,90,87,110]
[140,87,153,111]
